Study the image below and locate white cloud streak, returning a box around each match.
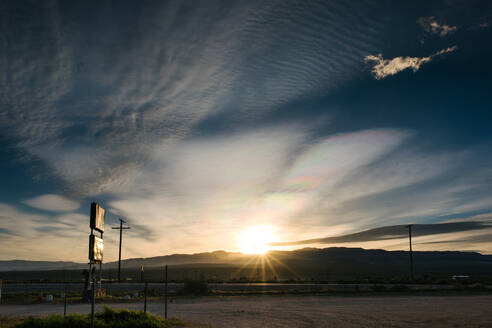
[23,194,80,212]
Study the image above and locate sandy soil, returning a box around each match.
[2,294,492,327]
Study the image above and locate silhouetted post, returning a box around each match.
[117,220,123,281]
[98,262,102,289]
[164,265,168,319]
[144,282,148,314]
[90,277,96,328]
[63,283,67,317]
[409,224,414,281]
[141,265,144,283]
[112,219,131,282]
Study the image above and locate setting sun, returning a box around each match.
[238,225,275,255]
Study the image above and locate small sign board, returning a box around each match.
[90,202,105,233]
[89,234,104,262]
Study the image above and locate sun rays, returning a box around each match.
[231,225,302,282]
[230,251,302,282]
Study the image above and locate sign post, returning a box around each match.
[89,202,105,328]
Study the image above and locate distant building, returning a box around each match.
[452,275,470,280]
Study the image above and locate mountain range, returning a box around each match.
[2,247,492,282]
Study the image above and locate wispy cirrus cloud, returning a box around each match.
[1,1,492,261]
[365,46,457,79]
[105,127,417,256]
[0,1,386,197]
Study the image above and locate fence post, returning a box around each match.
[164,265,168,319]
[63,283,68,317]
[144,282,148,314]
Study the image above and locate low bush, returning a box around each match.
[1,315,24,328]
[372,285,387,292]
[390,284,409,292]
[13,306,186,328]
[182,280,209,295]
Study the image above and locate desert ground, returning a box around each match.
[2,294,492,327]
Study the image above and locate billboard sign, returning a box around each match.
[90,202,105,233]
[89,234,104,262]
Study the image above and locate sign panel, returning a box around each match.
[90,202,105,233]
[89,234,104,262]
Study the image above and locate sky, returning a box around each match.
[1,0,492,262]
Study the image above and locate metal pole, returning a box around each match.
[164,265,168,319]
[90,277,95,328]
[409,224,414,281]
[89,227,94,296]
[144,282,148,314]
[63,283,67,317]
[88,262,92,302]
[99,261,102,289]
[118,219,123,282]
[99,230,103,289]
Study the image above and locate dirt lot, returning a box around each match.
[1,294,492,327]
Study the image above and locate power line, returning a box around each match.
[111,218,131,282]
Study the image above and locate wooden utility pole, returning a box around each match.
[112,219,131,282]
[408,224,414,281]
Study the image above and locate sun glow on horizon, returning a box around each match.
[238,225,276,255]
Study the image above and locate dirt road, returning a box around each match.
[2,294,492,327]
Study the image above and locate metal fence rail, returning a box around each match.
[2,282,456,294]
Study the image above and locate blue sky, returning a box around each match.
[1,0,491,261]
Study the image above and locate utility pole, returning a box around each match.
[408,224,414,281]
[112,218,131,282]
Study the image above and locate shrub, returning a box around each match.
[391,284,409,292]
[14,314,92,328]
[13,306,186,328]
[0,316,24,328]
[372,285,387,292]
[182,280,209,295]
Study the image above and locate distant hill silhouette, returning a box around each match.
[0,260,84,271]
[3,219,490,274]
[1,247,491,282]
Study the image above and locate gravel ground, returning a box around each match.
[1,294,492,327]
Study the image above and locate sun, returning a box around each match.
[239,225,275,255]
